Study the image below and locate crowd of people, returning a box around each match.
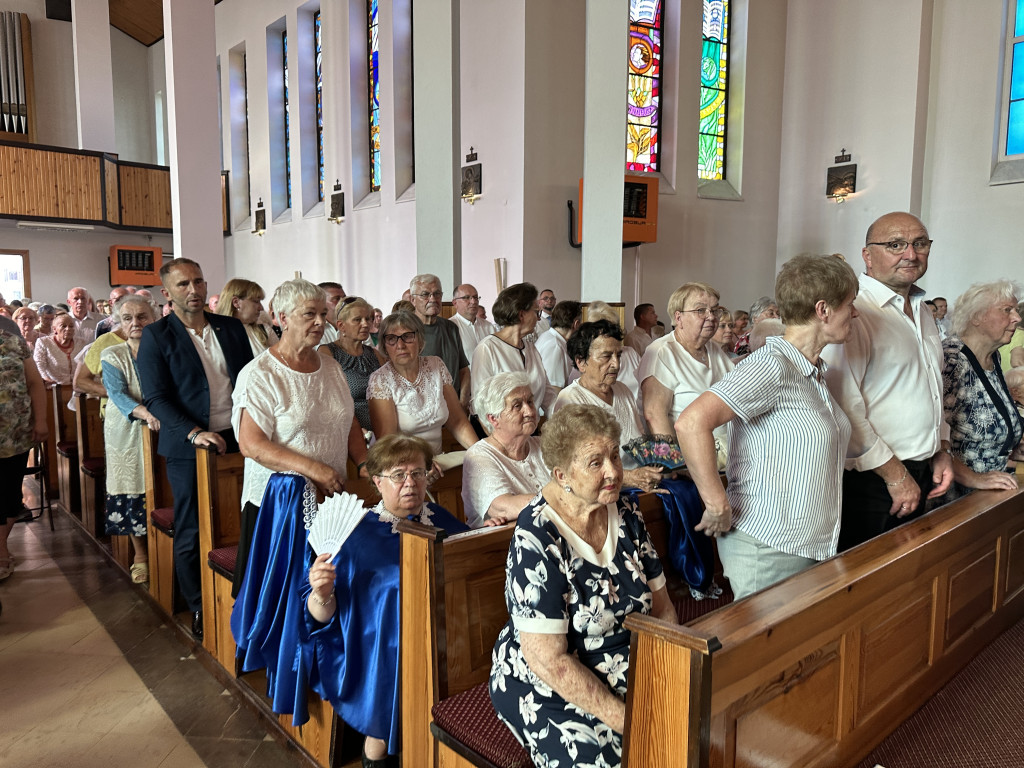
[3,208,1024,768]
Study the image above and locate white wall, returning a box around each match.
[111,27,157,163]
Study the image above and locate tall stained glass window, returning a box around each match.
[315,10,325,201]
[283,31,292,209]
[699,0,728,180]
[368,0,381,192]
[1007,0,1024,155]
[626,0,662,173]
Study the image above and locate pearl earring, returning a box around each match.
[563,485,573,494]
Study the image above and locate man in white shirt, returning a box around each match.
[451,283,495,364]
[67,286,102,345]
[535,288,556,335]
[536,300,581,389]
[625,303,659,356]
[933,296,950,339]
[317,281,346,345]
[824,212,953,551]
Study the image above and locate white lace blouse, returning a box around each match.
[461,437,548,528]
[366,356,452,452]
[232,352,355,508]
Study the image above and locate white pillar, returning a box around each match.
[71,0,116,152]
[580,1,628,302]
[162,0,226,289]
[413,0,461,290]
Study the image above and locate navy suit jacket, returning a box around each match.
[137,311,253,459]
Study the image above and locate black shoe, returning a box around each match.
[191,610,203,641]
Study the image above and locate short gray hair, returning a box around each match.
[113,294,157,321]
[1004,367,1024,390]
[271,279,328,319]
[749,296,778,323]
[475,372,532,433]
[585,300,621,327]
[410,273,441,291]
[748,318,786,351]
[950,280,1021,338]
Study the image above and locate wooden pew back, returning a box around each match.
[142,424,176,614]
[75,394,106,540]
[622,487,1024,768]
[51,383,80,517]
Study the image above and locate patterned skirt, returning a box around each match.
[105,494,147,537]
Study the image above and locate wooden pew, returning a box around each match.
[142,424,177,615]
[196,449,340,768]
[41,383,60,501]
[51,384,80,518]
[74,393,111,545]
[621,487,1024,768]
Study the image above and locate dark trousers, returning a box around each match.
[165,429,238,612]
[838,459,934,552]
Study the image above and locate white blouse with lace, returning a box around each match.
[366,355,452,452]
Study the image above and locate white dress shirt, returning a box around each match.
[823,273,949,471]
[535,329,571,388]
[451,312,495,365]
[624,325,655,356]
[471,335,559,416]
[187,323,234,432]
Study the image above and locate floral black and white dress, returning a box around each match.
[489,495,665,767]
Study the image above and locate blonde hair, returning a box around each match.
[667,282,719,318]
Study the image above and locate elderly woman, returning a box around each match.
[35,304,56,336]
[471,283,559,416]
[0,323,48,580]
[554,320,663,493]
[367,310,477,455]
[33,313,84,384]
[306,434,468,766]
[233,279,368,594]
[100,296,161,584]
[216,277,273,356]
[320,296,385,433]
[462,372,550,527]
[734,296,780,355]
[12,307,39,350]
[998,301,1024,370]
[584,300,642,403]
[489,404,677,766]
[713,308,738,358]
[941,281,1024,500]
[639,282,734,459]
[676,255,857,599]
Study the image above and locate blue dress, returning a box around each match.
[489,495,665,767]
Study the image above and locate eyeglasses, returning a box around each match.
[412,291,443,300]
[453,295,480,302]
[383,331,418,346]
[866,238,933,255]
[678,306,726,320]
[379,468,428,483]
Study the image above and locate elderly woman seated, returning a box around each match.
[232,279,368,594]
[677,255,857,599]
[734,296,780,355]
[462,372,549,527]
[582,301,642,403]
[33,313,84,385]
[554,319,663,493]
[489,404,677,767]
[941,280,1023,500]
[305,434,468,767]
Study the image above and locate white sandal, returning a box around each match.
[130,562,149,584]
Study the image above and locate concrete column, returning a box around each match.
[71,0,116,152]
[413,0,461,290]
[162,0,226,289]
[580,1,628,302]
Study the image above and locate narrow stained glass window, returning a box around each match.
[368,0,381,192]
[315,10,325,201]
[699,0,728,180]
[626,0,662,173]
[283,30,292,209]
[1008,2,1024,156]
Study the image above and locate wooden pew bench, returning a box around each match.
[621,487,1024,768]
[51,384,80,518]
[41,383,60,504]
[399,490,727,768]
[142,424,178,614]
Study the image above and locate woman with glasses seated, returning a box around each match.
[638,282,734,461]
[305,434,468,767]
[367,311,478,458]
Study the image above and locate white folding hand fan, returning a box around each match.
[307,491,368,559]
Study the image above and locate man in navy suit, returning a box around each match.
[137,258,253,639]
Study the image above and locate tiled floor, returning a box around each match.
[0,511,321,768]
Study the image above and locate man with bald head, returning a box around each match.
[451,283,495,364]
[824,211,953,551]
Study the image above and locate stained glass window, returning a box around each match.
[368,0,381,192]
[1008,0,1024,155]
[699,0,728,180]
[283,31,292,209]
[626,0,662,173]
[315,10,325,201]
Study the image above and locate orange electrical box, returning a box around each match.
[109,245,163,287]
[576,174,659,245]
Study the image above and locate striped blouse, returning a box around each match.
[710,336,851,560]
